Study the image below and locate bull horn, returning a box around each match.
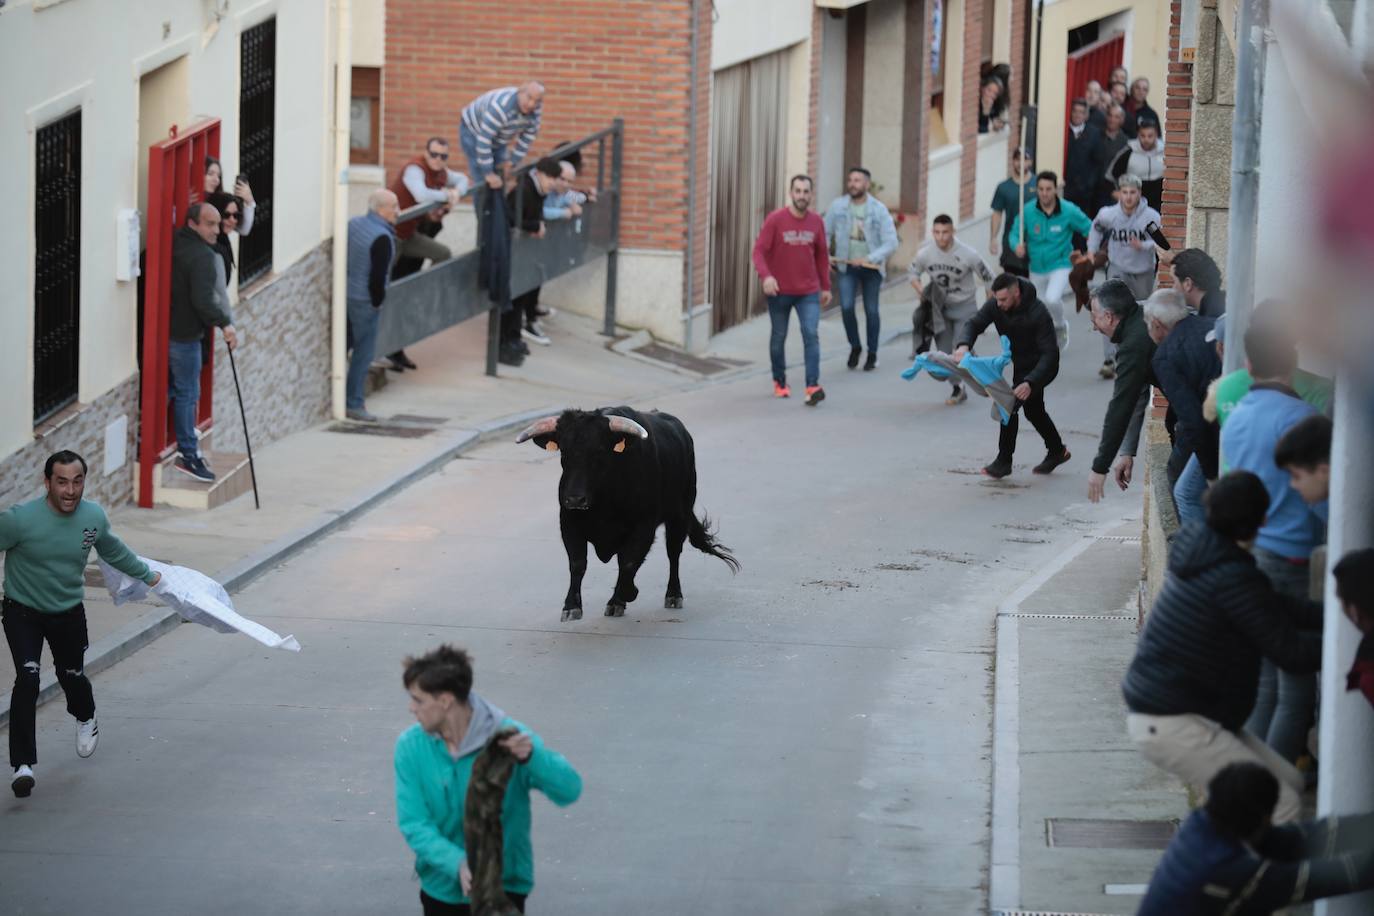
[607,415,649,439]
[515,415,561,443]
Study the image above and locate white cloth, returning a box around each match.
[99,557,301,652]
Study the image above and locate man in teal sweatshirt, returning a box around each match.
[1009,170,1094,351]
[395,645,581,913]
[1,450,160,798]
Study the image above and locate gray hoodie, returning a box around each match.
[1088,201,1162,276]
[454,692,509,759]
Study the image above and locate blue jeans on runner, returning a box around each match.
[346,297,380,410]
[838,266,882,352]
[1172,453,1208,527]
[168,338,203,457]
[459,123,507,187]
[768,293,821,388]
[1244,547,1319,763]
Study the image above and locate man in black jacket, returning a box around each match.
[1063,99,1101,252]
[1086,280,1155,502]
[954,274,1069,479]
[1145,287,1222,523]
[1122,472,1322,824]
[501,157,562,366]
[169,203,238,482]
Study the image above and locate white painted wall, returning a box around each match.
[0,0,334,459]
[861,0,907,205]
[926,144,963,230]
[712,0,813,71]
[353,0,386,67]
[974,130,1010,221]
[817,12,848,205]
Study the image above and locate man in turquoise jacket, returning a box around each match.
[1009,171,1093,352]
[1,450,161,798]
[395,645,581,914]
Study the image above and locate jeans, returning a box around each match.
[4,598,94,768]
[1244,548,1319,763]
[459,124,507,189]
[168,338,204,457]
[421,890,527,915]
[1030,268,1071,349]
[997,384,1064,463]
[346,297,380,410]
[837,266,882,352]
[1172,452,1208,527]
[768,293,821,387]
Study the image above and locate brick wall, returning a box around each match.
[1159,0,1192,288]
[384,1,700,259]
[1008,0,1026,170]
[958,0,985,221]
[210,242,333,454]
[0,378,139,513]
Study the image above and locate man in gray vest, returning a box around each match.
[345,189,399,423]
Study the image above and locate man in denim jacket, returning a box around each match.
[824,167,899,371]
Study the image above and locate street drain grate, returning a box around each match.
[326,422,435,438]
[1095,535,1142,543]
[992,910,1117,916]
[1047,817,1178,849]
[631,342,747,375]
[1003,613,1135,621]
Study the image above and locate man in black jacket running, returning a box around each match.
[954,274,1070,479]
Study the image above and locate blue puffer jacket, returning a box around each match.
[1152,313,1222,479]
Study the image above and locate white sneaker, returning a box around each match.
[77,717,99,758]
[12,765,34,797]
[522,321,552,346]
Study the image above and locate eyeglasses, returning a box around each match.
[224,212,240,221]
[427,150,449,161]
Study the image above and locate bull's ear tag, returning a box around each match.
[545,442,559,452]
[613,439,627,453]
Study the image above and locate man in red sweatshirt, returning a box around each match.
[753,174,834,406]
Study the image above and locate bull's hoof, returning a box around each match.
[604,602,626,617]
[561,606,583,622]
[664,595,684,609]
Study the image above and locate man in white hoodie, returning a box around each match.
[1085,174,1163,379]
[1105,117,1165,211]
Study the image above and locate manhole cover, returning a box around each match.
[631,342,745,375]
[1046,817,1177,849]
[326,423,435,438]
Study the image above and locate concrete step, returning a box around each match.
[154,451,255,510]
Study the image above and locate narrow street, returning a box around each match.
[2,327,1135,915]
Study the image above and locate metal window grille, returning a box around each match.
[238,17,276,284]
[33,110,82,423]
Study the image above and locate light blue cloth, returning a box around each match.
[902,335,1016,424]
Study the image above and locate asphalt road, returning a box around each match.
[1,322,1131,915]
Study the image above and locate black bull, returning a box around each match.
[516,407,739,621]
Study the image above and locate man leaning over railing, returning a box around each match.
[459,82,544,193]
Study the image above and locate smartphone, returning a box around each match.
[235,174,248,186]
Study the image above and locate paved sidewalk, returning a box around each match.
[990,511,1190,915]
[1,282,920,724]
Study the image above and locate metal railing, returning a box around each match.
[373,119,625,375]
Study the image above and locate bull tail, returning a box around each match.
[687,512,740,573]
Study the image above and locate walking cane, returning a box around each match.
[226,346,260,510]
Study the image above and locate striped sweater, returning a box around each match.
[460,87,542,177]
[1122,522,1323,731]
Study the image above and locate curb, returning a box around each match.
[0,405,564,731]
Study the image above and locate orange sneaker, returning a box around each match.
[773,381,791,398]
[804,386,825,406]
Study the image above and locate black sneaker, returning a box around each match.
[863,352,878,371]
[1032,448,1072,475]
[982,459,1013,479]
[498,345,526,367]
[847,346,862,369]
[174,455,215,483]
[391,349,418,370]
[11,765,34,798]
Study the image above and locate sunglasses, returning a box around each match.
[224,211,240,220]
[427,149,450,160]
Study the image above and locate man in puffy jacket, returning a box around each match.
[953,274,1069,480]
[1139,762,1374,914]
[1122,471,1322,824]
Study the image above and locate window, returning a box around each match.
[239,17,276,284]
[33,110,82,423]
[350,67,381,164]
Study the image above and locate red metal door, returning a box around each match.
[139,120,220,507]
[1064,32,1124,168]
